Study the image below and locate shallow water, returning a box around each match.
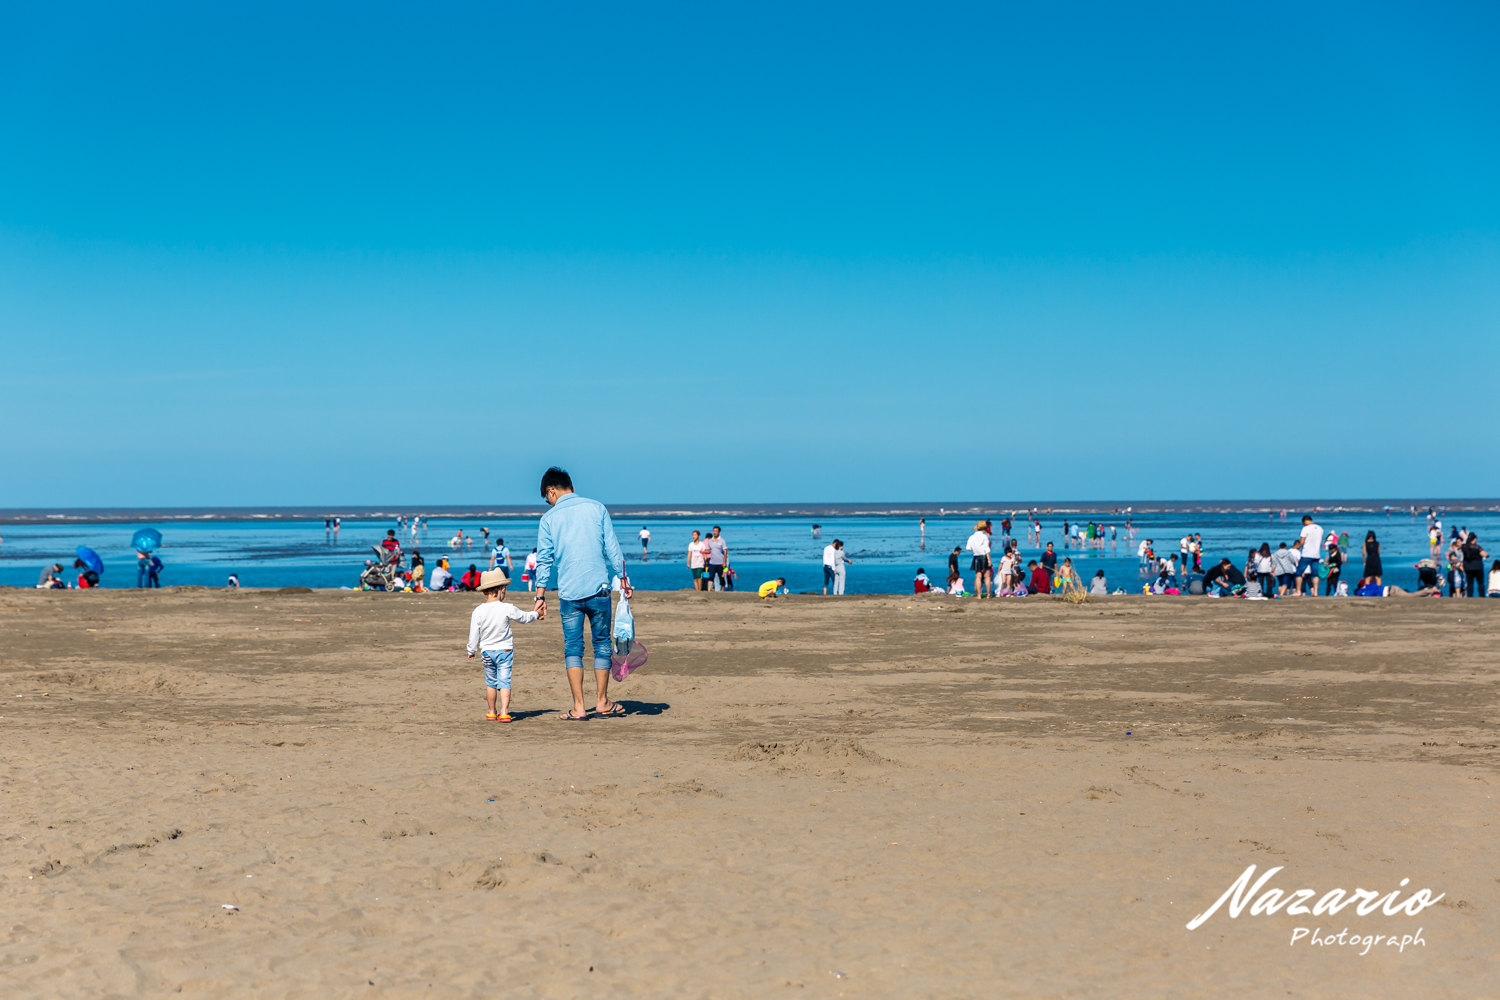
[2,505,1494,595]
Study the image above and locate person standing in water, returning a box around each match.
[831,540,851,595]
[639,526,651,559]
[1362,531,1383,586]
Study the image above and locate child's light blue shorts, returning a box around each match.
[481,649,514,690]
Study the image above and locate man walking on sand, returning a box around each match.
[532,467,630,721]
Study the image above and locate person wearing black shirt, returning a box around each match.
[1324,542,1344,596]
[948,546,961,580]
[1202,558,1244,596]
[1462,534,1488,597]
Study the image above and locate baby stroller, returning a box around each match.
[360,545,403,590]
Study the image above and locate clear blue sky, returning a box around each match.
[3,1,1497,506]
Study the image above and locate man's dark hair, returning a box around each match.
[539,467,573,498]
[833,539,843,548]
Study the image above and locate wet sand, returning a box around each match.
[1,588,1496,998]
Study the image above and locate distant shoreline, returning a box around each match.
[3,498,1497,524]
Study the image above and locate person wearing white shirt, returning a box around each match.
[465,569,540,722]
[965,521,992,598]
[639,527,651,558]
[1294,516,1325,596]
[831,540,851,595]
[823,542,838,595]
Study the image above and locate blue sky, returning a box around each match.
[3,1,1497,506]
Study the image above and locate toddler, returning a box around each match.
[465,569,539,722]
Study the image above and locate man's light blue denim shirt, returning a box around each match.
[533,493,625,601]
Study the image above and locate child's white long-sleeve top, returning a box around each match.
[467,601,539,654]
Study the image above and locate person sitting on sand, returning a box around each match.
[73,558,99,589]
[466,568,539,723]
[913,569,934,594]
[946,571,967,596]
[430,558,453,591]
[1028,560,1051,596]
[758,577,786,599]
[37,563,66,589]
[459,564,482,591]
[1202,558,1244,597]
[1088,570,1108,595]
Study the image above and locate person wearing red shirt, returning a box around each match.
[1028,560,1051,596]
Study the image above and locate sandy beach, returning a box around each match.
[2,587,1496,998]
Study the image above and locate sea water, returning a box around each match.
[1,504,1495,595]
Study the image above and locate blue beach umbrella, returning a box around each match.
[131,528,163,553]
[75,545,104,575]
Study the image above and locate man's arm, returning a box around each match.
[533,516,554,614]
[600,508,629,597]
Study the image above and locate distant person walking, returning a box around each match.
[639,526,651,559]
[489,538,513,577]
[532,467,629,721]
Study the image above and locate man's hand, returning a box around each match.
[534,595,546,619]
[622,581,633,599]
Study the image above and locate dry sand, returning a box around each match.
[1,587,1496,998]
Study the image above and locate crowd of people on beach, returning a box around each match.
[26,503,1500,602]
